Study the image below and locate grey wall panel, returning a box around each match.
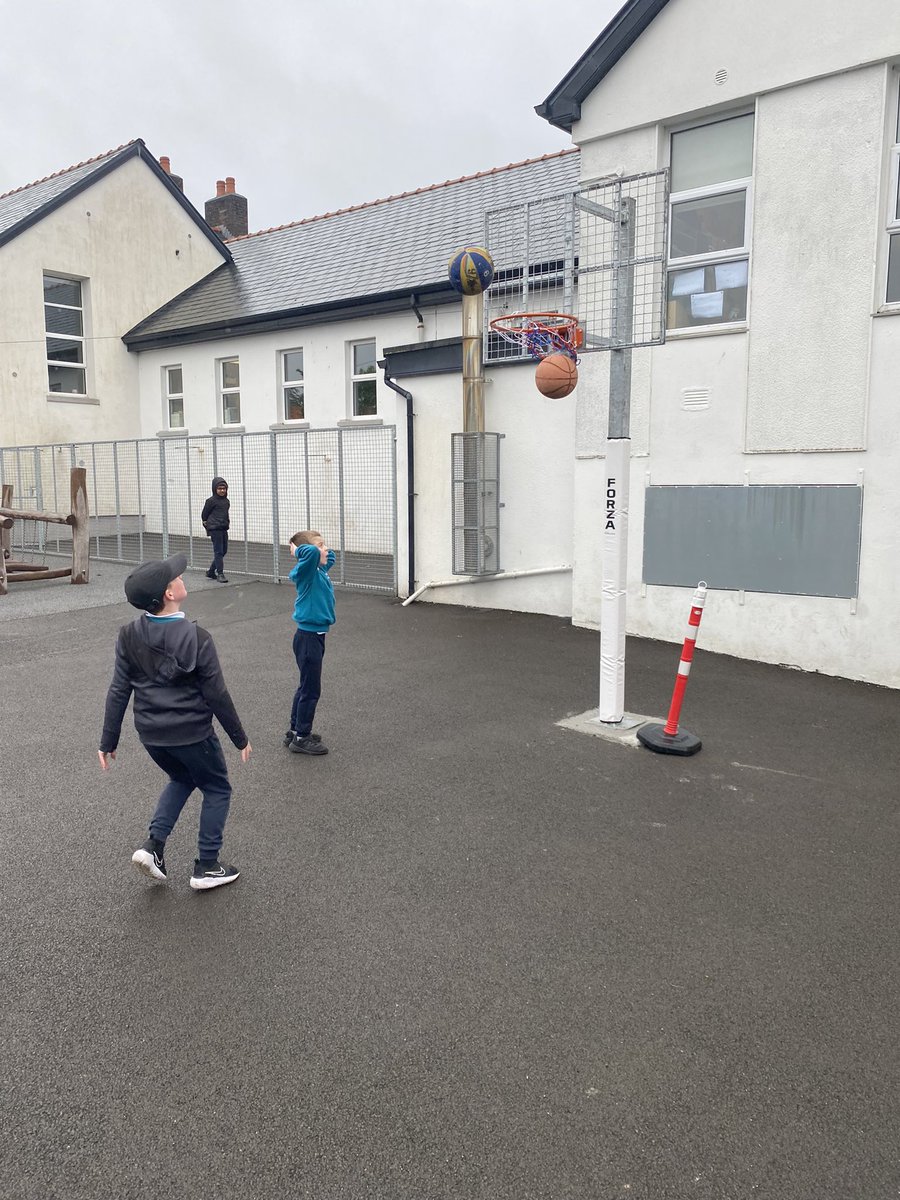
[643,485,862,598]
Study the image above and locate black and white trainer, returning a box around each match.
[289,734,328,756]
[283,730,322,747]
[132,838,167,882]
[190,860,240,891]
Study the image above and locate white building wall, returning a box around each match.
[566,16,900,686]
[0,157,224,448]
[578,0,898,139]
[135,312,576,615]
[407,362,575,617]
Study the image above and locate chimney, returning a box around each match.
[158,155,184,192]
[204,176,249,239]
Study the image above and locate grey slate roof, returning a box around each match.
[537,0,671,131]
[0,140,230,259]
[125,149,581,347]
[0,146,125,239]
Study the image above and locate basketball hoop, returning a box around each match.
[489,312,582,361]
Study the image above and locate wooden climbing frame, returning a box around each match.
[0,468,90,597]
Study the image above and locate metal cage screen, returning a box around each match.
[484,169,669,361]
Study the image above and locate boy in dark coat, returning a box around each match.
[201,476,230,581]
[98,552,252,890]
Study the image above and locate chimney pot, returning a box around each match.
[216,179,226,197]
[160,156,171,173]
[225,177,236,195]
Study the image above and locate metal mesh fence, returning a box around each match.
[451,433,501,576]
[484,169,669,361]
[0,426,398,593]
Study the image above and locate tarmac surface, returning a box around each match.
[1,569,898,1199]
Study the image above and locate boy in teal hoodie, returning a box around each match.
[284,530,335,756]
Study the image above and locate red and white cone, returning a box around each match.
[638,582,708,756]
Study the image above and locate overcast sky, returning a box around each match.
[0,0,623,232]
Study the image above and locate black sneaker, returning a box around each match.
[216,573,229,583]
[205,569,216,579]
[132,838,167,882]
[289,734,328,756]
[283,730,321,746]
[190,860,240,891]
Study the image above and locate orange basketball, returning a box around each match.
[534,353,578,399]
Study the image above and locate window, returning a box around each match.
[44,274,86,394]
[281,349,304,420]
[885,75,900,305]
[666,113,754,330]
[218,357,241,425]
[165,366,184,428]
[350,339,377,416]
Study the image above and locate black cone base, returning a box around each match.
[637,723,702,756]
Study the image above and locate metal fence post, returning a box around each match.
[337,426,346,585]
[271,431,280,581]
[240,433,249,575]
[159,439,169,557]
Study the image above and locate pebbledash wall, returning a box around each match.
[133,306,576,618]
[0,156,224,449]
[548,0,900,689]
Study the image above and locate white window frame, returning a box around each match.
[349,338,377,417]
[280,348,305,421]
[884,73,900,308]
[164,365,185,429]
[666,112,755,334]
[218,357,241,425]
[44,273,87,395]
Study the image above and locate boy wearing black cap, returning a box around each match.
[98,553,252,891]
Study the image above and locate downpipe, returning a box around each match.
[402,564,572,606]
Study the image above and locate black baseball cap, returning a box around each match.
[124,553,188,611]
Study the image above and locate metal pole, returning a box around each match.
[461,293,484,433]
[337,427,346,585]
[270,432,280,581]
[159,439,169,557]
[461,291,485,574]
[599,192,636,724]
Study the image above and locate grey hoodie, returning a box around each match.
[100,614,247,751]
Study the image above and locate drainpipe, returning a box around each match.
[410,293,425,342]
[402,564,572,606]
[383,370,415,598]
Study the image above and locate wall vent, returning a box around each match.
[681,387,711,411]
[715,69,728,86]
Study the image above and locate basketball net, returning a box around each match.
[489,313,581,362]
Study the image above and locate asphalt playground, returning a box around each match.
[1,564,898,1199]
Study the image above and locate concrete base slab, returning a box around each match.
[557,708,662,748]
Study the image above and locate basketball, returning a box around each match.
[448,246,494,295]
[535,353,578,399]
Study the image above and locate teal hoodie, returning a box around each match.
[290,544,336,631]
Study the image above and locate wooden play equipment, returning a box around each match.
[0,468,89,597]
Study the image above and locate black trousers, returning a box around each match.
[209,530,228,575]
[290,629,326,736]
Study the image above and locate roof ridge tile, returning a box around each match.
[0,141,137,201]
[226,147,579,243]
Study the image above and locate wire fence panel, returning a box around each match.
[0,426,398,593]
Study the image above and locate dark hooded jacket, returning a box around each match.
[99,614,248,751]
[201,477,230,533]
